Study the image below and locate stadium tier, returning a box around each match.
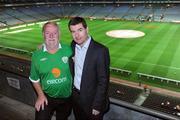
[0,1,180,120]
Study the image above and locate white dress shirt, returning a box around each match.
[74,36,91,90]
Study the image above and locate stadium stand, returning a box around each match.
[142,92,180,117]
[0,1,180,120]
[109,82,142,103]
[0,21,7,27]
[0,2,180,26]
[1,53,179,119]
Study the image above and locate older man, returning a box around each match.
[29,22,72,120]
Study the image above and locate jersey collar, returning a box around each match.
[43,43,62,52]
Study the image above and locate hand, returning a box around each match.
[92,109,100,115]
[35,94,48,111]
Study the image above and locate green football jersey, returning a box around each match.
[29,44,72,98]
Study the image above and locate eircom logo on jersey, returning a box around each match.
[47,68,67,85]
[52,68,61,78]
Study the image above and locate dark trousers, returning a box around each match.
[35,95,72,120]
[72,88,103,120]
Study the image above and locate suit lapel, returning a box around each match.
[70,41,76,77]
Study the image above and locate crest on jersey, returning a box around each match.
[62,56,68,64]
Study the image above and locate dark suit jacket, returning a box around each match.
[69,37,110,115]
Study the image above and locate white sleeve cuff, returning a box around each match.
[29,77,40,83]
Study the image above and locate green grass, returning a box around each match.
[0,19,180,91]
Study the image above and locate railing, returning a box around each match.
[0,45,32,56]
[110,98,180,120]
[137,72,180,85]
[110,67,132,76]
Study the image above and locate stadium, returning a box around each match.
[0,0,180,120]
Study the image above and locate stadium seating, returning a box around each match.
[0,1,180,119]
[142,92,180,117]
[1,3,180,26]
[109,82,142,103]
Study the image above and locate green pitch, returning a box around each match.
[0,19,180,91]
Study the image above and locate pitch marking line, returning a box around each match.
[4,28,33,34]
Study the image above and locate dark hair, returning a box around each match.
[42,21,59,32]
[68,17,87,30]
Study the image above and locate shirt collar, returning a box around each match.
[43,43,62,52]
